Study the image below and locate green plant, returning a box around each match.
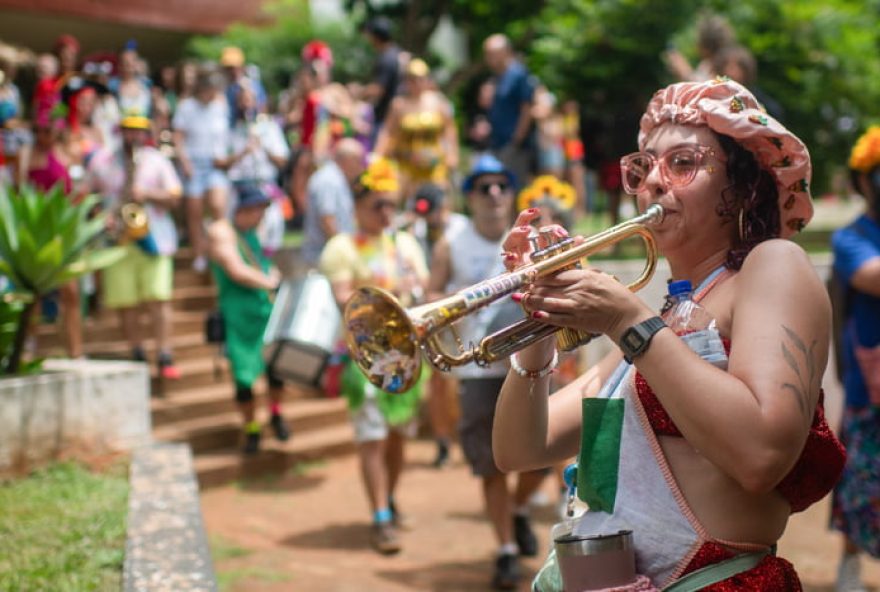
[0,184,124,375]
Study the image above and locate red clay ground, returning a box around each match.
[201,437,880,592]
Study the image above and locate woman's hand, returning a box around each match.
[521,269,653,342]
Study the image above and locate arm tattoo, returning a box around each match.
[780,325,818,421]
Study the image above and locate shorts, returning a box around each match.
[350,394,418,444]
[185,156,228,198]
[458,377,507,477]
[102,245,173,309]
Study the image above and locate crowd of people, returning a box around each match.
[0,11,878,592]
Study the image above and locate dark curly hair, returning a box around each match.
[714,133,781,270]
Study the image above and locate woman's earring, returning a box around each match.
[738,207,746,242]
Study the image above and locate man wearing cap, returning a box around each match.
[221,46,267,127]
[428,154,546,589]
[360,17,402,147]
[207,185,288,455]
[86,114,183,379]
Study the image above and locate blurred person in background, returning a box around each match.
[483,34,537,188]
[319,157,428,555]
[374,58,458,200]
[173,67,230,273]
[207,183,289,455]
[86,114,183,378]
[111,45,152,118]
[217,79,290,256]
[0,51,27,188]
[405,181,468,469]
[360,16,402,149]
[220,46,266,127]
[22,112,79,359]
[830,126,880,592]
[301,137,364,267]
[428,154,544,589]
[663,12,735,82]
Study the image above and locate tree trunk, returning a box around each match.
[6,300,36,375]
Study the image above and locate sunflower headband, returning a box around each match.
[516,175,576,213]
[849,126,880,173]
[358,156,400,194]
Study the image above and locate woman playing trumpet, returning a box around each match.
[492,78,845,590]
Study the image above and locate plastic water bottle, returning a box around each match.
[664,280,716,335]
[665,280,728,367]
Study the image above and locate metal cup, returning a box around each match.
[554,529,636,591]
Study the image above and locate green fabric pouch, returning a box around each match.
[576,397,625,513]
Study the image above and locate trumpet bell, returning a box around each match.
[343,286,423,394]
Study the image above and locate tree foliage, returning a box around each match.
[193,0,880,192]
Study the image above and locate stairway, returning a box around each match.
[34,247,354,488]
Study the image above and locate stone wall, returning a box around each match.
[0,358,151,474]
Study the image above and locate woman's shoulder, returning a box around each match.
[737,239,825,300]
[742,238,811,269]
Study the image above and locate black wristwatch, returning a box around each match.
[619,316,666,364]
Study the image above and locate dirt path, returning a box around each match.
[201,437,879,592]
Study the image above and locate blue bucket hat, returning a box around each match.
[234,180,271,211]
[462,154,517,193]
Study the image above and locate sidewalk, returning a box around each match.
[201,436,880,592]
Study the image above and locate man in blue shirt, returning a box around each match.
[483,34,536,186]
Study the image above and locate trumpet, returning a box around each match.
[343,204,665,394]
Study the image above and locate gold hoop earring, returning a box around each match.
[738,208,746,242]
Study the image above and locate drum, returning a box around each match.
[263,272,341,388]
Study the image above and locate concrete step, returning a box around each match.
[192,422,355,489]
[153,397,350,454]
[34,309,206,342]
[150,381,323,426]
[151,356,227,396]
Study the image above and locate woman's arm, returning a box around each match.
[494,346,623,472]
[633,240,829,493]
[373,99,400,157]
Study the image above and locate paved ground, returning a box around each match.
[201,435,880,592]
[200,198,878,591]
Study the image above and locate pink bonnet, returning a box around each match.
[638,78,812,237]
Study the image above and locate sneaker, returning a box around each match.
[158,353,181,380]
[513,514,538,557]
[192,255,208,273]
[242,431,261,455]
[269,413,290,442]
[491,553,520,590]
[432,440,450,468]
[370,522,401,555]
[837,553,866,592]
[388,498,412,531]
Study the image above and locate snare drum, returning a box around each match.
[263,272,341,388]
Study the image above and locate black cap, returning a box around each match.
[364,16,393,42]
[412,183,445,216]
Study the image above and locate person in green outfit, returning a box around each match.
[319,156,429,555]
[207,182,289,454]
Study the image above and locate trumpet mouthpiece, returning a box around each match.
[644,203,665,224]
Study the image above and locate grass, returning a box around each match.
[0,461,129,592]
[210,536,291,591]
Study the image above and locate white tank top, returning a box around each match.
[445,222,517,379]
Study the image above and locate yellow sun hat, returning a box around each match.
[516,175,577,214]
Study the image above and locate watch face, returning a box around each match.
[622,329,645,351]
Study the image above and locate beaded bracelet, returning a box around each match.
[510,349,559,380]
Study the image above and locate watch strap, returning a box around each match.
[620,316,666,364]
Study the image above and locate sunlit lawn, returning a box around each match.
[0,461,129,591]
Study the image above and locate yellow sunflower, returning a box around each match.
[516,175,577,213]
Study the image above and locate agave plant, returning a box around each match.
[0,184,125,375]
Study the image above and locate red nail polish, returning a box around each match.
[511,292,523,302]
[527,208,539,214]
[531,311,546,319]
[519,225,531,231]
[505,253,517,261]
